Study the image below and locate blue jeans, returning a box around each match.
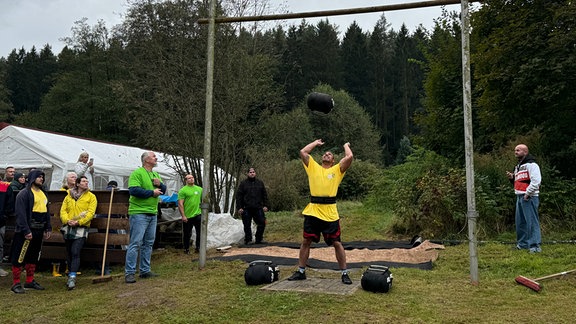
[65,237,86,273]
[515,195,541,249]
[125,214,157,275]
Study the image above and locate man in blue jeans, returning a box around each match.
[125,151,166,283]
[506,144,542,253]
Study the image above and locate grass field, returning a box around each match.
[1,202,575,323]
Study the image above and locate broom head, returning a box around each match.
[515,275,541,292]
[92,275,113,284]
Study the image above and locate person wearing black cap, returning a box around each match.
[10,172,26,191]
[106,180,118,190]
[9,170,52,294]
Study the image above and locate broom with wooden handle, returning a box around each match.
[92,187,116,284]
[515,269,576,292]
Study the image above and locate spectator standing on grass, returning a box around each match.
[0,179,15,277]
[236,167,270,245]
[124,151,166,284]
[75,152,94,190]
[288,139,354,285]
[178,174,203,254]
[506,144,542,253]
[60,176,97,290]
[9,170,52,294]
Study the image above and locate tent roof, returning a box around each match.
[0,123,179,190]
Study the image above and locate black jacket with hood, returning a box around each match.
[14,170,51,235]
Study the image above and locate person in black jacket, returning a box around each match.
[9,172,26,191]
[236,168,269,245]
[9,170,52,294]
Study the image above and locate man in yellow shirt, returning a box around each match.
[288,139,354,284]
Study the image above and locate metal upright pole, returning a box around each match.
[199,0,216,269]
[460,0,479,285]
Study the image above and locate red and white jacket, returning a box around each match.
[513,155,541,196]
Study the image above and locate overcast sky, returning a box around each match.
[0,0,461,58]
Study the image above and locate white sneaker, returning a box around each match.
[0,268,8,277]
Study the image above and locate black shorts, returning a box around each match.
[10,229,44,266]
[302,215,341,246]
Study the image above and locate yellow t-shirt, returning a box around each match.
[301,157,345,222]
[32,188,48,213]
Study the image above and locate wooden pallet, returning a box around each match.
[261,276,360,295]
[4,190,130,264]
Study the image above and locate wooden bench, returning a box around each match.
[4,190,130,264]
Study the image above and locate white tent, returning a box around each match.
[0,124,181,193]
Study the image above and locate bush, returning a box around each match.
[249,158,307,212]
[338,159,381,200]
[473,150,517,235]
[366,144,576,239]
[265,159,308,211]
[365,147,466,238]
[538,167,576,232]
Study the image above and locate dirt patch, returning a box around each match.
[117,283,177,308]
[221,240,444,265]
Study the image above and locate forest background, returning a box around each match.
[1,0,575,241]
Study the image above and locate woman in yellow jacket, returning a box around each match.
[60,175,97,290]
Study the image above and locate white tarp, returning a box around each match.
[160,209,246,248]
[0,124,180,193]
[200,213,246,248]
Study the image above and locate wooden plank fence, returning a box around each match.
[4,190,130,264]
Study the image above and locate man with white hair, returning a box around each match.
[124,151,166,284]
[61,172,77,190]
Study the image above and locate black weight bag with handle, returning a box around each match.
[244,260,280,285]
[361,265,393,293]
